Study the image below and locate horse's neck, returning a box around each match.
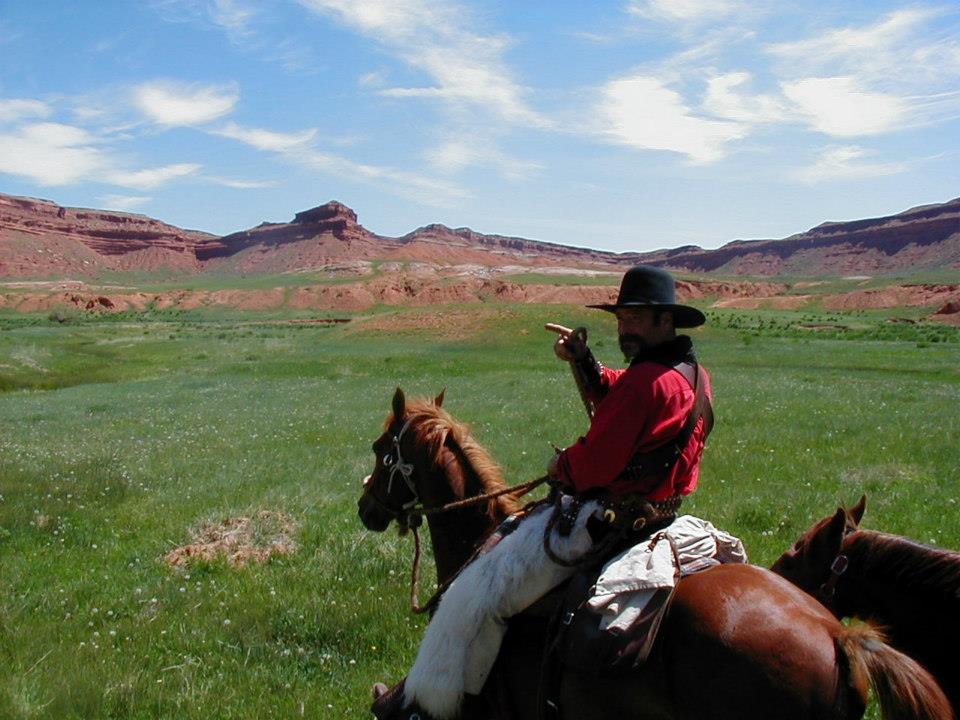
[427,510,496,583]
[838,530,960,682]
[838,531,943,624]
[423,452,506,584]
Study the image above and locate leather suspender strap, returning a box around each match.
[674,362,714,440]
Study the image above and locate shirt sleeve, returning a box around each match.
[582,364,624,407]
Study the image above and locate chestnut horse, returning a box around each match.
[772,495,960,713]
[358,390,951,720]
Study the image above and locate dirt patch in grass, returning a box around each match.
[164,511,298,567]
[347,307,516,340]
[713,295,812,310]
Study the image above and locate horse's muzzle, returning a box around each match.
[358,492,393,532]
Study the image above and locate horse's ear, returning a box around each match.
[392,387,406,419]
[826,507,847,547]
[434,388,445,407]
[849,494,866,527]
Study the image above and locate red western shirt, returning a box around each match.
[555,359,712,500]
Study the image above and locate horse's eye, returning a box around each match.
[382,453,394,467]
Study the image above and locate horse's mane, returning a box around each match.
[388,399,519,521]
[849,530,960,595]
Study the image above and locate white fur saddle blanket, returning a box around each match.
[586,515,747,633]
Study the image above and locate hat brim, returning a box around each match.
[586,301,706,328]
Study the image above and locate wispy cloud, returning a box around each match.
[133,80,239,126]
[211,122,317,152]
[106,163,201,189]
[152,0,318,73]
[793,145,906,184]
[205,176,277,189]
[767,8,958,85]
[214,120,466,204]
[426,137,541,181]
[98,194,152,211]
[597,76,747,163]
[209,0,257,41]
[299,0,548,128]
[626,0,739,23]
[0,98,51,123]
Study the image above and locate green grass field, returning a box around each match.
[1,303,958,718]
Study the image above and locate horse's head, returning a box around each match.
[770,495,865,605]
[357,387,449,533]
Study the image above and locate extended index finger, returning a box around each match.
[544,323,572,336]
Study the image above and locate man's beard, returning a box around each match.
[619,333,649,360]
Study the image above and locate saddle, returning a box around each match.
[530,523,680,720]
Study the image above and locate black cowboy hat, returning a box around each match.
[588,265,706,328]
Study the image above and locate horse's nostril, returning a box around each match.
[362,474,372,489]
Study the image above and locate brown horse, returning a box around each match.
[358,390,951,720]
[772,495,960,713]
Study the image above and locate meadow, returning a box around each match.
[1,302,958,718]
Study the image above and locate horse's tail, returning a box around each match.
[837,623,952,720]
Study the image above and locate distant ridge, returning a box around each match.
[1,191,958,279]
[636,198,960,275]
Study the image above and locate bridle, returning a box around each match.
[362,415,422,529]
[817,524,857,607]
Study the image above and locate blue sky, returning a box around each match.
[0,0,958,252]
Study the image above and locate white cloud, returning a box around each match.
[133,80,239,126]
[703,72,787,123]
[598,76,747,163]
[106,163,201,190]
[0,122,107,185]
[0,98,51,124]
[781,77,909,137]
[793,145,906,184]
[98,194,152,211]
[212,122,317,152]
[299,0,547,128]
[627,0,737,22]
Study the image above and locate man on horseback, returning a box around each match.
[546,264,712,509]
[374,266,717,720]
